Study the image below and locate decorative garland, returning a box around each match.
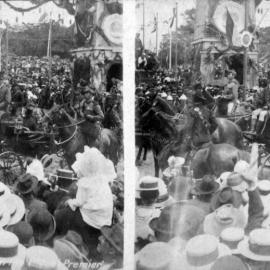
[3,0,49,13]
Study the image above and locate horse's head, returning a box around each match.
[45,103,71,127]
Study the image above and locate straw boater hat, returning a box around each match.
[203,204,247,237]
[170,234,231,270]
[14,246,67,270]
[0,230,26,266]
[219,227,246,254]
[2,194,25,226]
[154,179,175,209]
[0,202,11,227]
[238,228,270,261]
[53,237,88,266]
[136,176,159,192]
[136,242,175,270]
[224,172,249,193]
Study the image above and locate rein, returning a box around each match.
[55,119,86,129]
[53,125,78,146]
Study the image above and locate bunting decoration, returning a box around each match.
[151,16,157,33]
[170,7,176,28]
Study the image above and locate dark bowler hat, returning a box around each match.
[26,208,56,242]
[15,173,38,195]
[191,175,220,196]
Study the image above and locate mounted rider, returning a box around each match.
[223,70,239,115]
[80,86,104,147]
[0,73,11,119]
[183,83,218,150]
[249,75,269,135]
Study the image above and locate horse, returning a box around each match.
[139,99,245,176]
[47,105,120,167]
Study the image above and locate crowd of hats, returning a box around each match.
[0,152,124,270]
[135,143,270,269]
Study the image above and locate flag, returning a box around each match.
[151,15,157,33]
[39,12,48,23]
[226,8,234,46]
[170,7,176,28]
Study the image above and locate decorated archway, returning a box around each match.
[193,0,261,87]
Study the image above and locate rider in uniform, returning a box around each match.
[80,86,104,147]
[183,84,218,150]
[224,70,239,115]
[0,74,11,119]
[249,75,269,135]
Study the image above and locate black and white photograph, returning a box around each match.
[0,1,123,269]
[135,0,270,269]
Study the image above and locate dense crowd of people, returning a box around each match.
[0,55,124,270]
[135,65,270,269]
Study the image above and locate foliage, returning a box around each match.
[158,8,195,68]
[6,22,74,57]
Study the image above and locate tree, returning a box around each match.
[6,22,74,57]
[158,8,195,68]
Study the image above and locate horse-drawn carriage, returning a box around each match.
[0,114,57,185]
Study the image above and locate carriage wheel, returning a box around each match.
[0,152,25,186]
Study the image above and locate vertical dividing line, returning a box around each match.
[123,0,136,269]
[243,0,249,100]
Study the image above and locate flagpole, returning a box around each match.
[0,30,3,73]
[156,13,158,55]
[243,0,249,101]
[6,24,8,73]
[175,1,178,72]
[143,0,145,48]
[169,30,172,70]
[47,18,52,83]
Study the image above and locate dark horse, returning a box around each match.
[48,105,120,167]
[139,96,245,176]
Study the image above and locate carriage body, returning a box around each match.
[0,115,57,186]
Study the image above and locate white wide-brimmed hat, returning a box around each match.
[170,234,231,270]
[26,159,50,185]
[0,202,11,227]
[136,242,176,270]
[220,227,246,254]
[72,146,116,183]
[13,245,67,270]
[0,230,26,265]
[203,204,247,237]
[3,194,25,225]
[238,228,270,261]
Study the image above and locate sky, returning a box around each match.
[0,1,74,28]
[136,0,270,52]
[136,0,196,51]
